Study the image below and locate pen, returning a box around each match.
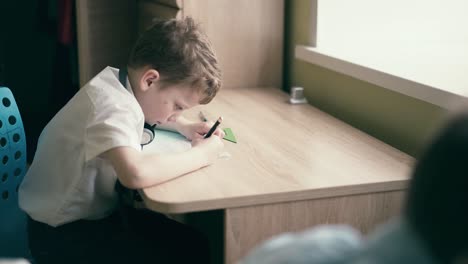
[204,116,223,138]
[199,111,208,122]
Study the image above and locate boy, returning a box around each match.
[19,17,224,263]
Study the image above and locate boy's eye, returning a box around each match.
[175,104,183,111]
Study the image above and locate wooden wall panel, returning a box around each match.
[146,0,182,9]
[76,0,137,86]
[77,0,284,89]
[224,191,405,264]
[138,1,182,34]
[183,0,284,89]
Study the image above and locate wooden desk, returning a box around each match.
[141,87,414,264]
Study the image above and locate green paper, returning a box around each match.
[223,128,237,143]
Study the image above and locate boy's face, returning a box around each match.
[144,83,200,125]
[134,71,201,125]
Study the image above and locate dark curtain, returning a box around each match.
[1,0,79,162]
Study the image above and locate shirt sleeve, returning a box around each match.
[240,225,363,264]
[85,102,143,162]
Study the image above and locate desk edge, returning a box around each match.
[141,179,409,214]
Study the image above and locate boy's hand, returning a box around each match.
[180,121,225,141]
[191,135,225,165]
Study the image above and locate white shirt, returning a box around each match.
[19,66,144,227]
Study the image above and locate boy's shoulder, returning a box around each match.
[70,66,144,124]
[84,66,121,96]
[83,67,139,109]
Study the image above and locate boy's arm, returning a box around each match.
[158,116,224,141]
[101,135,222,189]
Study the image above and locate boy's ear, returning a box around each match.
[140,69,160,92]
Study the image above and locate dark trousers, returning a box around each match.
[28,207,211,263]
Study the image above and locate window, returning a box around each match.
[296,0,468,109]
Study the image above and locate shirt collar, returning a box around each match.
[125,77,135,96]
[118,67,135,97]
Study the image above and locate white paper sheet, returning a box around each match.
[142,129,191,155]
[141,129,231,160]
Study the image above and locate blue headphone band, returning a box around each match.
[118,67,128,88]
[144,123,157,131]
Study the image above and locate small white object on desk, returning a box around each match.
[289,86,308,104]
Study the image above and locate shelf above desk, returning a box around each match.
[141,87,414,214]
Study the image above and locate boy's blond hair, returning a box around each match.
[128,17,221,104]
